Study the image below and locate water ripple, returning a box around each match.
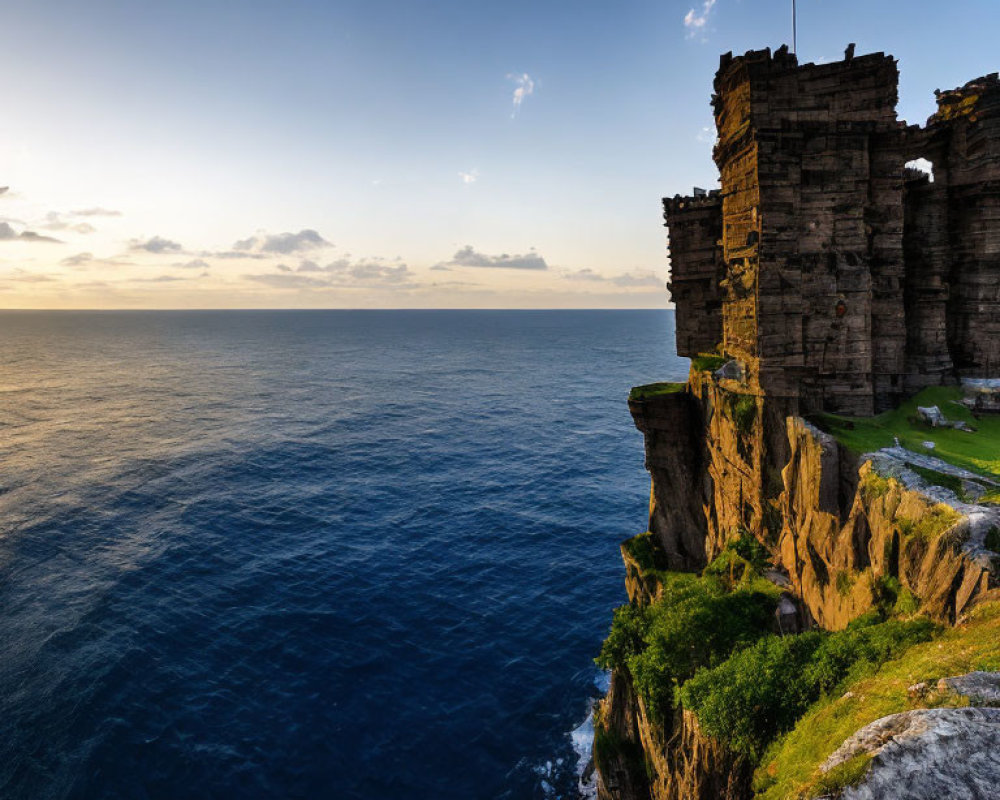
[0,310,686,800]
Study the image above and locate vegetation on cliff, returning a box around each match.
[628,382,686,402]
[689,352,728,373]
[680,613,936,761]
[599,533,946,797]
[813,385,1000,479]
[598,536,781,723]
[755,601,1000,799]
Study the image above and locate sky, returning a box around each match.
[1,0,998,309]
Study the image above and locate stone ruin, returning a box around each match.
[665,44,1000,416]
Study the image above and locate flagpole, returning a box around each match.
[792,0,797,54]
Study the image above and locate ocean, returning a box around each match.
[0,309,688,800]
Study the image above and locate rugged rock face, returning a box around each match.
[594,670,651,800]
[594,671,751,800]
[821,707,1000,800]
[628,391,709,571]
[637,708,750,800]
[778,418,997,628]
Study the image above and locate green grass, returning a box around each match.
[690,352,728,373]
[811,386,1000,479]
[757,602,1000,799]
[629,381,686,401]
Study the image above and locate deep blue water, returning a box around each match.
[0,310,687,800]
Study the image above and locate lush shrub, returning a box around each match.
[803,616,936,694]
[680,616,936,760]
[596,604,648,671]
[681,632,824,759]
[597,570,779,723]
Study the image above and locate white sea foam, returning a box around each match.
[572,706,598,799]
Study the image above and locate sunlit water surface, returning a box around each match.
[0,310,687,799]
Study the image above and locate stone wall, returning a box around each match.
[924,74,1000,378]
[663,193,724,358]
[663,49,1000,416]
[713,47,906,415]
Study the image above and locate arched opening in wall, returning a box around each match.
[905,158,935,182]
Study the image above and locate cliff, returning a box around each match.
[595,370,1000,800]
[593,43,1000,800]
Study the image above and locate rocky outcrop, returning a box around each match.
[820,707,1000,800]
[779,417,998,628]
[628,391,709,571]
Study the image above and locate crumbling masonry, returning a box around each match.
[665,45,1000,416]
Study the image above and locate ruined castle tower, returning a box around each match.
[666,46,1000,416]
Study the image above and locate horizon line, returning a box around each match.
[0,306,675,312]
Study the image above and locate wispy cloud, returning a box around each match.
[234,229,331,255]
[131,274,190,283]
[4,269,56,283]
[563,268,663,288]
[684,0,717,38]
[61,252,95,267]
[71,207,122,217]
[245,256,416,290]
[176,258,210,270]
[0,222,62,243]
[459,169,479,185]
[131,235,183,254]
[443,245,548,271]
[508,73,535,118]
[60,251,135,268]
[245,272,331,290]
[40,212,96,234]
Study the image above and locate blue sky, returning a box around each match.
[1,0,997,308]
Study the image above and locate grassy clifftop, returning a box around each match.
[757,601,1000,799]
[812,386,1000,479]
